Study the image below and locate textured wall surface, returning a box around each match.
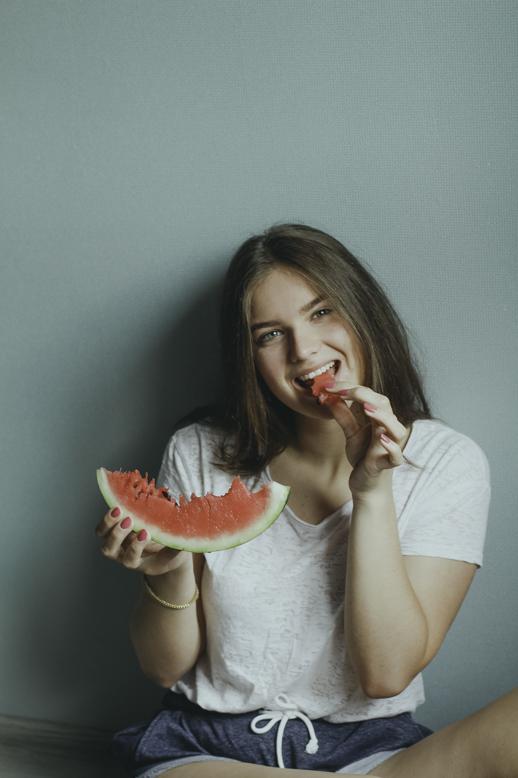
[1,0,516,731]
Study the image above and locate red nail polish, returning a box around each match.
[120,517,131,529]
[364,402,377,412]
[137,529,147,542]
[111,507,121,518]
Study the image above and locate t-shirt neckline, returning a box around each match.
[264,465,352,529]
[262,420,422,528]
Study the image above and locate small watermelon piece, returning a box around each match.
[96,468,290,552]
[311,371,341,405]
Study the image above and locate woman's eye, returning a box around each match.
[256,329,282,345]
[312,308,332,319]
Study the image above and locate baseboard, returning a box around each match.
[0,713,113,760]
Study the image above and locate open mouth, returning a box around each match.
[294,360,339,389]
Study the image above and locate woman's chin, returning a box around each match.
[292,397,336,421]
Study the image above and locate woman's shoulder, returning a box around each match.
[167,405,229,448]
[405,417,490,482]
[158,407,236,496]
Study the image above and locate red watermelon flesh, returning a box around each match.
[311,371,341,405]
[96,468,290,552]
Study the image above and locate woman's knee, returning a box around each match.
[466,688,518,776]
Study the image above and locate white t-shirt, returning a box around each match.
[157,418,490,722]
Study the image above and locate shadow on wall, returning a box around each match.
[16,272,226,730]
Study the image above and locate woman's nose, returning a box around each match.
[287,328,318,363]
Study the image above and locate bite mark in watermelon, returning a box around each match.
[311,371,341,405]
[96,468,290,552]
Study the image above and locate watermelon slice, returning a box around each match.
[96,468,290,552]
[311,371,341,405]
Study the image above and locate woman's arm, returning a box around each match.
[345,473,476,697]
[130,551,206,688]
[322,383,483,698]
[96,505,207,688]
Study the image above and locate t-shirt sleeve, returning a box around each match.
[156,428,201,501]
[400,436,491,567]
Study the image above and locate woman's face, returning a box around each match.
[249,267,365,420]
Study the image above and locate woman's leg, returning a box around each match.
[164,763,381,777]
[156,689,518,778]
[370,688,518,778]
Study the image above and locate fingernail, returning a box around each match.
[380,433,391,443]
[110,507,121,518]
[120,517,132,529]
[337,389,348,396]
[364,402,377,412]
[137,529,148,542]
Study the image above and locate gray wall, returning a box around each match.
[1,1,516,732]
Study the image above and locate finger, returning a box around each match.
[119,529,149,569]
[327,384,393,412]
[377,430,405,467]
[100,516,136,559]
[142,539,166,553]
[122,536,183,573]
[322,389,373,432]
[317,380,356,408]
[362,404,407,443]
[121,531,163,555]
[322,393,366,438]
[95,507,124,537]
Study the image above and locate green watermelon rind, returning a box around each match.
[96,467,290,553]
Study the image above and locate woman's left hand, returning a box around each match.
[320,383,410,496]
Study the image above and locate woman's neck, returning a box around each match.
[288,416,348,468]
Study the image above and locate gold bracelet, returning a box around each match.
[143,575,199,610]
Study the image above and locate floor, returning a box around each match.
[0,714,127,778]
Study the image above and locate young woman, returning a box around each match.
[97,224,517,777]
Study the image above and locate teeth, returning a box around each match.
[298,361,336,383]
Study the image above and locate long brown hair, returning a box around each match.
[204,223,432,475]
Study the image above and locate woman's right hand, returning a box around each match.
[95,508,191,576]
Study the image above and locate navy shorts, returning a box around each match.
[113,691,433,776]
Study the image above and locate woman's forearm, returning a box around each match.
[130,554,204,688]
[346,474,428,698]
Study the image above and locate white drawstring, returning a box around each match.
[249,693,319,769]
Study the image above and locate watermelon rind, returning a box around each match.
[96,467,290,553]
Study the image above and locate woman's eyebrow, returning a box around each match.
[250,296,325,332]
